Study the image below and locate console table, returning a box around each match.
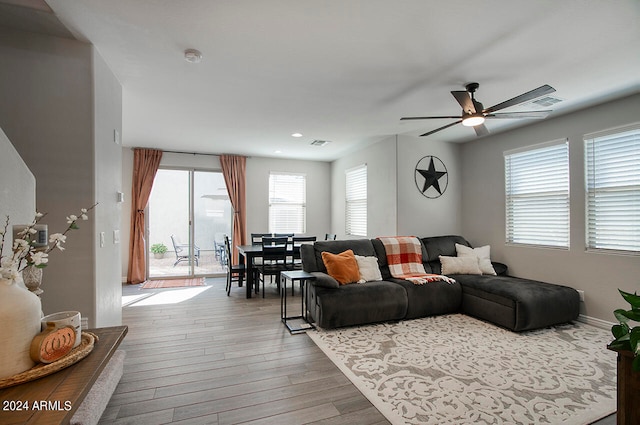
[0,326,127,425]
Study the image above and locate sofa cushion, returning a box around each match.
[492,262,509,276]
[390,278,462,319]
[309,280,408,328]
[322,250,360,285]
[421,235,471,274]
[439,255,482,275]
[355,255,382,283]
[455,243,497,275]
[306,239,376,274]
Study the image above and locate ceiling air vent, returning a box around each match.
[529,96,563,108]
[310,140,331,147]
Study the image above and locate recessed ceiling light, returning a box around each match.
[291,133,303,138]
[274,150,282,154]
[184,49,203,63]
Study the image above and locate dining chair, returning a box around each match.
[251,233,272,245]
[224,235,246,296]
[325,233,337,240]
[258,236,290,298]
[170,235,200,266]
[291,236,317,269]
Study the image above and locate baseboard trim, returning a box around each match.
[577,314,614,330]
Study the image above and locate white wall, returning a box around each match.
[93,49,123,327]
[0,127,36,257]
[460,93,640,323]
[0,28,123,327]
[246,156,331,240]
[331,137,398,238]
[396,134,462,236]
[0,28,95,322]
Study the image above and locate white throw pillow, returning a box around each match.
[455,243,497,275]
[355,255,383,283]
[439,255,482,275]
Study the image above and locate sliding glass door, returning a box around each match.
[147,169,231,279]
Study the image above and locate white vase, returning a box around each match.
[0,277,43,379]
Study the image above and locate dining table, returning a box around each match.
[236,243,303,298]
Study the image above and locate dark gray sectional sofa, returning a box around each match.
[300,235,580,332]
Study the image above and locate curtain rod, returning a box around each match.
[161,149,251,158]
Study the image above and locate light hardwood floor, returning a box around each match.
[103,278,616,425]
[103,278,389,425]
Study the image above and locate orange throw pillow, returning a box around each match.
[321,249,360,285]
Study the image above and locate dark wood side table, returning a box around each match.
[280,270,315,334]
[0,325,128,425]
[608,346,640,425]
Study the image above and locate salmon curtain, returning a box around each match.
[220,155,247,263]
[127,148,163,284]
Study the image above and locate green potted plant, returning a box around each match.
[609,289,640,424]
[150,243,168,259]
[610,289,640,371]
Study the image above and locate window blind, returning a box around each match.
[346,164,367,237]
[269,172,306,234]
[585,125,640,253]
[504,140,569,248]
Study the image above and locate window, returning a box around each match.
[346,164,367,236]
[269,172,306,234]
[585,124,640,253]
[504,140,569,248]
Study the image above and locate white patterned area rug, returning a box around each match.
[307,314,616,425]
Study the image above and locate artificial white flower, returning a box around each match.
[31,251,49,266]
[66,215,78,224]
[49,233,67,251]
[13,238,29,252]
[0,258,19,281]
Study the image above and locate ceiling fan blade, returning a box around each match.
[474,124,490,137]
[484,85,556,113]
[451,91,475,113]
[420,120,462,137]
[401,115,461,120]
[486,110,552,119]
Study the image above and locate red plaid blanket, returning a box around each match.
[378,236,456,285]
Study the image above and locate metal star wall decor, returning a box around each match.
[415,155,448,198]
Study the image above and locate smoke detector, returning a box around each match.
[184,49,203,63]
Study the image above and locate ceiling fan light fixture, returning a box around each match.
[462,114,485,127]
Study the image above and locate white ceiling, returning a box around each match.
[32,1,640,160]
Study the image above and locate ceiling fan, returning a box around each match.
[401,82,556,137]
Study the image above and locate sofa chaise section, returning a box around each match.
[454,274,580,332]
[421,235,580,332]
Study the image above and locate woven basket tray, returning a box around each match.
[0,331,99,389]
